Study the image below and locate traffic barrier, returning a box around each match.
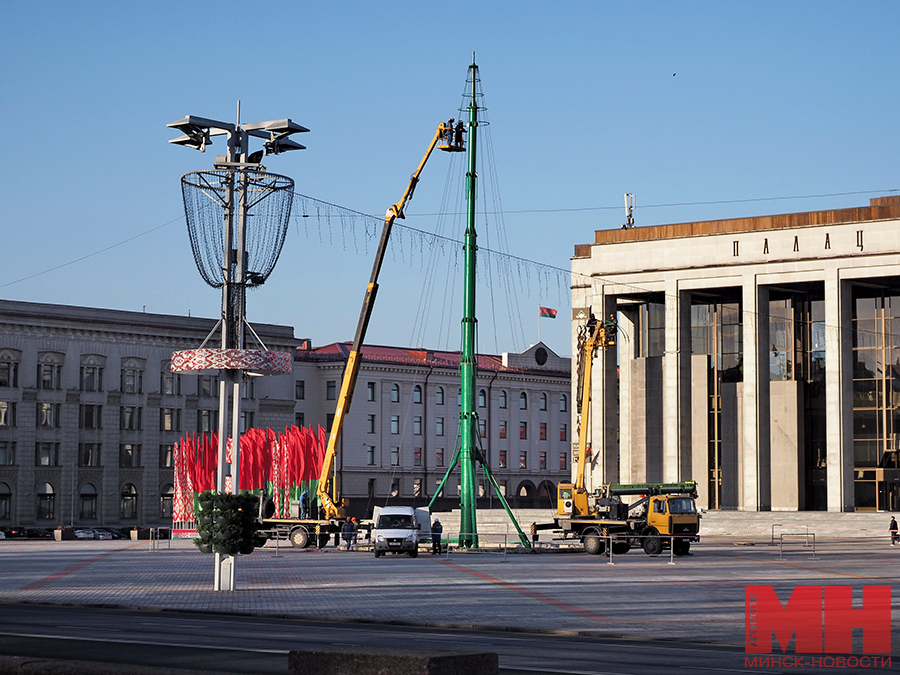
[288,647,498,675]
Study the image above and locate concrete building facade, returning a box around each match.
[572,196,900,512]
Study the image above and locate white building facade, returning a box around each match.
[572,196,900,512]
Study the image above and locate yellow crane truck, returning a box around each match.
[548,316,700,556]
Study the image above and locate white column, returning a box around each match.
[662,281,691,482]
[618,308,636,484]
[824,267,854,511]
[741,277,770,510]
[590,291,618,489]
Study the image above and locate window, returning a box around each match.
[37,403,59,428]
[119,444,141,468]
[478,389,487,407]
[367,414,376,434]
[478,419,487,438]
[519,421,527,439]
[498,420,507,439]
[499,450,507,468]
[391,415,400,434]
[161,369,180,396]
[540,393,547,411]
[413,478,422,497]
[559,452,568,471]
[120,406,142,430]
[0,442,15,466]
[0,361,18,388]
[295,412,305,427]
[540,422,547,441]
[121,367,143,394]
[121,484,138,519]
[241,379,255,400]
[35,443,59,466]
[326,380,336,400]
[79,443,101,467]
[391,384,400,403]
[80,365,103,392]
[390,479,400,497]
[560,424,567,442]
[37,483,55,519]
[0,401,16,427]
[390,448,400,466]
[37,363,61,390]
[326,413,335,433]
[519,392,528,410]
[434,479,444,497]
[519,451,528,469]
[413,447,422,466]
[160,484,174,519]
[240,411,253,433]
[413,416,422,435]
[367,382,376,401]
[436,417,444,436]
[559,394,568,413]
[295,380,306,400]
[77,405,100,429]
[159,444,174,468]
[366,446,376,466]
[0,483,10,519]
[435,387,444,405]
[199,375,218,397]
[80,483,97,520]
[499,390,507,409]
[197,409,217,432]
[368,479,376,498]
[413,385,422,404]
[540,451,547,470]
[436,448,444,467]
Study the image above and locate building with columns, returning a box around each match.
[572,195,900,512]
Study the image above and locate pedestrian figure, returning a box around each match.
[890,516,898,545]
[341,517,353,551]
[350,517,359,549]
[431,518,443,555]
[299,490,309,519]
[445,118,455,144]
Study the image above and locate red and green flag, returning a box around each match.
[539,306,557,318]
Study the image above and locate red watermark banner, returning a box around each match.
[745,586,891,655]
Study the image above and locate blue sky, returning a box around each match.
[2,2,898,358]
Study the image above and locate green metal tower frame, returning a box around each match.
[428,57,530,549]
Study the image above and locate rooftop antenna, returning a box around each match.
[623,193,635,228]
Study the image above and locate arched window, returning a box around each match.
[160,484,174,519]
[499,390,507,409]
[478,389,487,408]
[519,392,528,410]
[37,482,54,520]
[391,384,400,403]
[80,483,97,520]
[559,394,568,413]
[413,385,422,404]
[121,484,138,520]
[539,393,547,411]
[435,387,444,406]
[0,482,10,520]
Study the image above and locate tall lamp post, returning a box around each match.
[167,104,306,590]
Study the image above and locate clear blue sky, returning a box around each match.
[3,2,898,358]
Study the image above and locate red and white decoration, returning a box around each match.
[170,348,292,374]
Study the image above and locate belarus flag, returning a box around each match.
[539,306,557,319]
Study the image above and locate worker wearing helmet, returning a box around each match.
[445,118,455,144]
[431,518,443,555]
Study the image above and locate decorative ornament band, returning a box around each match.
[171,349,292,374]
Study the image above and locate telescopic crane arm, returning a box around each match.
[316,122,458,519]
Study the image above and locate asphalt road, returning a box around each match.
[0,604,758,675]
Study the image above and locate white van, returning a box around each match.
[372,506,431,558]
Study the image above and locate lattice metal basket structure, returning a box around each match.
[181,169,294,288]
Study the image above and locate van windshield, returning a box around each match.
[668,498,697,514]
[377,514,414,529]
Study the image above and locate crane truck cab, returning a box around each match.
[372,506,431,558]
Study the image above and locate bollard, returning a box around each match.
[607,536,615,566]
[668,536,675,565]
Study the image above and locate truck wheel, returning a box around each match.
[409,548,418,558]
[374,549,383,558]
[642,532,662,556]
[289,527,309,549]
[673,540,691,556]
[583,529,605,555]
